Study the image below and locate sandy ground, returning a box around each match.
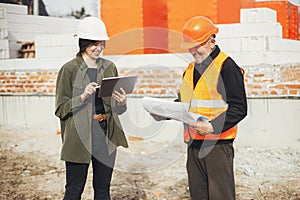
[0,127,299,200]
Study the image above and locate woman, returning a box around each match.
[55,17,128,200]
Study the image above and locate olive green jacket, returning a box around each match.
[55,56,128,164]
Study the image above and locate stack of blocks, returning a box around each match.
[0,6,9,59]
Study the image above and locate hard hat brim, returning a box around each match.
[74,33,110,41]
[180,41,200,49]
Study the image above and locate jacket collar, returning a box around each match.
[201,45,220,67]
[76,55,104,70]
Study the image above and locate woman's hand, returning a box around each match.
[112,88,127,106]
[81,82,98,102]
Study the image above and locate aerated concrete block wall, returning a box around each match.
[0,3,78,59]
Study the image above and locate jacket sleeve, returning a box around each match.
[210,58,248,134]
[55,65,87,120]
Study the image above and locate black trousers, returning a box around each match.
[63,120,116,200]
[187,143,235,200]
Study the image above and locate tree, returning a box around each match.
[70,7,90,19]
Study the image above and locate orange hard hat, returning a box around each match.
[181,16,219,49]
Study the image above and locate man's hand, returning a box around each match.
[188,121,214,135]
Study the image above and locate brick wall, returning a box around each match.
[245,64,300,97]
[1,64,299,98]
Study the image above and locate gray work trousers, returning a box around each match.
[187,143,235,200]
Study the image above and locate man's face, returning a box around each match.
[188,38,214,64]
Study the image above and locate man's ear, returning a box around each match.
[209,38,216,49]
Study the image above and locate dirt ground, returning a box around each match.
[0,127,299,200]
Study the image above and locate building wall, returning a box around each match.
[0,96,299,148]
[0,55,300,97]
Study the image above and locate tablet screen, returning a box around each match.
[98,75,138,97]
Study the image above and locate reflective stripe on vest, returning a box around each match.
[180,51,237,142]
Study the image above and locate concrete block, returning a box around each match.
[217,37,242,52]
[0,39,8,48]
[0,7,7,19]
[240,8,277,24]
[0,39,9,59]
[0,3,27,15]
[264,51,300,65]
[35,46,78,58]
[268,37,300,52]
[232,51,267,66]
[35,34,78,47]
[217,23,282,38]
[7,13,78,27]
[242,36,266,51]
[0,28,8,39]
[0,18,7,28]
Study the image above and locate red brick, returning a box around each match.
[282,90,288,95]
[157,74,170,79]
[269,84,284,89]
[149,85,162,89]
[29,75,39,80]
[25,84,34,88]
[270,90,278,95]
[246,84,263,89]
[137,90,145,94]
[40,75,51,82]
[153,69,162,73]
[285,84,300,89]
[9,75,17,80]
[161,89,167,94]
[254,73,265,77]
[290,90,298,95]
[5,84,14,88]
[143,75,155,78]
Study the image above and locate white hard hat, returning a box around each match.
[75,17,110,41]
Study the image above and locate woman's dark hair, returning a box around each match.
[76,38,97,57]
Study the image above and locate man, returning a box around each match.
[152,16,247,199]
[180,16,247,200]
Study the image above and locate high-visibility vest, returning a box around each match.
[180,51,237,143]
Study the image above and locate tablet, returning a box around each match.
[98,75,138,97]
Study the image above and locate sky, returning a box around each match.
[42,0,300,18]
[42,0,100,17]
